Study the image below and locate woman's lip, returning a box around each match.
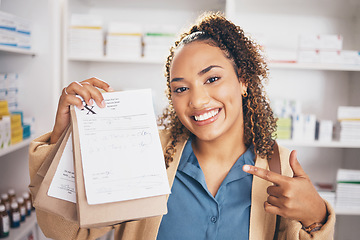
[191,108,221,126]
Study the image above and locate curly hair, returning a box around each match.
[158,12,277,168]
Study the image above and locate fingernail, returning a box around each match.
[107,87,114,92]
[243,165,250,172]
[100,100,106,108]
[89,99,94,106]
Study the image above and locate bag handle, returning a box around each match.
[268,141,281,240]
[268,141,281,175]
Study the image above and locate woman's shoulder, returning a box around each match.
[158,128,172,149]
[158,128,189,153]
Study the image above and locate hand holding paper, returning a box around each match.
[50,77,113,144]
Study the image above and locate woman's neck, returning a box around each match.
[190,127,248,197]
[191,128,247,167]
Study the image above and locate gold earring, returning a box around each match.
[243,91,248,98]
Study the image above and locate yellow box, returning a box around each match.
[11,135,23,145]
[0,100,9,116]
[11,126,23,145]
[276,117,292,140]
[10,114,22,129]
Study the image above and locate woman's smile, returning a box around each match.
[191,108,221,125]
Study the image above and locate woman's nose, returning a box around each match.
[189,86,210,109]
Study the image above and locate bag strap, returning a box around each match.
[268,141,281,240]
[268,141,281,175]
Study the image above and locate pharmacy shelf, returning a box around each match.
[0,45,35,56]
[68,56,164,64]
[335,208,360,216]
[75,0,224,11]
[277,139,360,148]
[269,62,360,72]
[68,56,360,72]
[7,212,37,240]
[0,138,32,158]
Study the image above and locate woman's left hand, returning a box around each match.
[243,150,327,227]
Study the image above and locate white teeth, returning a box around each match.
[194,109,219,121]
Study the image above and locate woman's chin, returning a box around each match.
[190,129,222,142]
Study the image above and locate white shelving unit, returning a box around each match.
[269,62,360,72]
[0,45,35,56]
[335,208,360,216]
[277,139,360,149]
[1,1,61,240]
[0,45,37,238]
[0,138,33,158]
[0,44,35,158]
[0,46,35,157]
[68,56,360,72]
[68,56,164,64]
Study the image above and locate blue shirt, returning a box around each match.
[157,138,255,240]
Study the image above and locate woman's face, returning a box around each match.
[169,41,247,142]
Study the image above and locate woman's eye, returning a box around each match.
[174,87,188,93]
[206,77,219,84]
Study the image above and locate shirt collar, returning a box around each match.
[177,137,255,183]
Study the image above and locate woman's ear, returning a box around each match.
[236,68,248,93]
[241,80,247,95]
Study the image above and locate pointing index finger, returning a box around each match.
[243,165,285,185]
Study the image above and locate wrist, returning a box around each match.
[301,199,327,227]
[301,201,328,233]
[50,128,63,144]
[301,217,326,228]
[301,222,324,234]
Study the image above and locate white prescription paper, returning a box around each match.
[74,89,170,205]
[48,133,77,203]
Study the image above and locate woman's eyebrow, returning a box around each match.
[198,65,223,76]
[170,77,184,83]
[170,65,222,83]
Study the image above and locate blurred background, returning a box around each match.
[0,0,359,239]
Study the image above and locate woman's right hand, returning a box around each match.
[49,77,114,144]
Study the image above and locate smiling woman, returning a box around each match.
[156,12,335,239]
